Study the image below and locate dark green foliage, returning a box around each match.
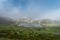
[0,25,60,40]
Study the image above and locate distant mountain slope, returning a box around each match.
[0,17,15,25]
[40,19,60,27]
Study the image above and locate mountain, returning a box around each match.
[0,17,60,27]
[16,18,41,27]
[40,19,60,27]
[0,17,15,25]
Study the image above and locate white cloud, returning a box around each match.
[41,9,60,20]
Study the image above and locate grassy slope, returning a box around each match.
[0,24,60,40]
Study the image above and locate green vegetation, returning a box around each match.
[0,24,60,40]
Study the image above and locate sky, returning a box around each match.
[0,0,60,20]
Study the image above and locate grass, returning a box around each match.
[0,24,60,40]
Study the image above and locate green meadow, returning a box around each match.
[0,24,60,40]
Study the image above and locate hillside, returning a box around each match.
[0,17,15,25]
[15,18,60,27]
[0,17,60,27]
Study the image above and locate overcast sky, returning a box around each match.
[0,0,60,20]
